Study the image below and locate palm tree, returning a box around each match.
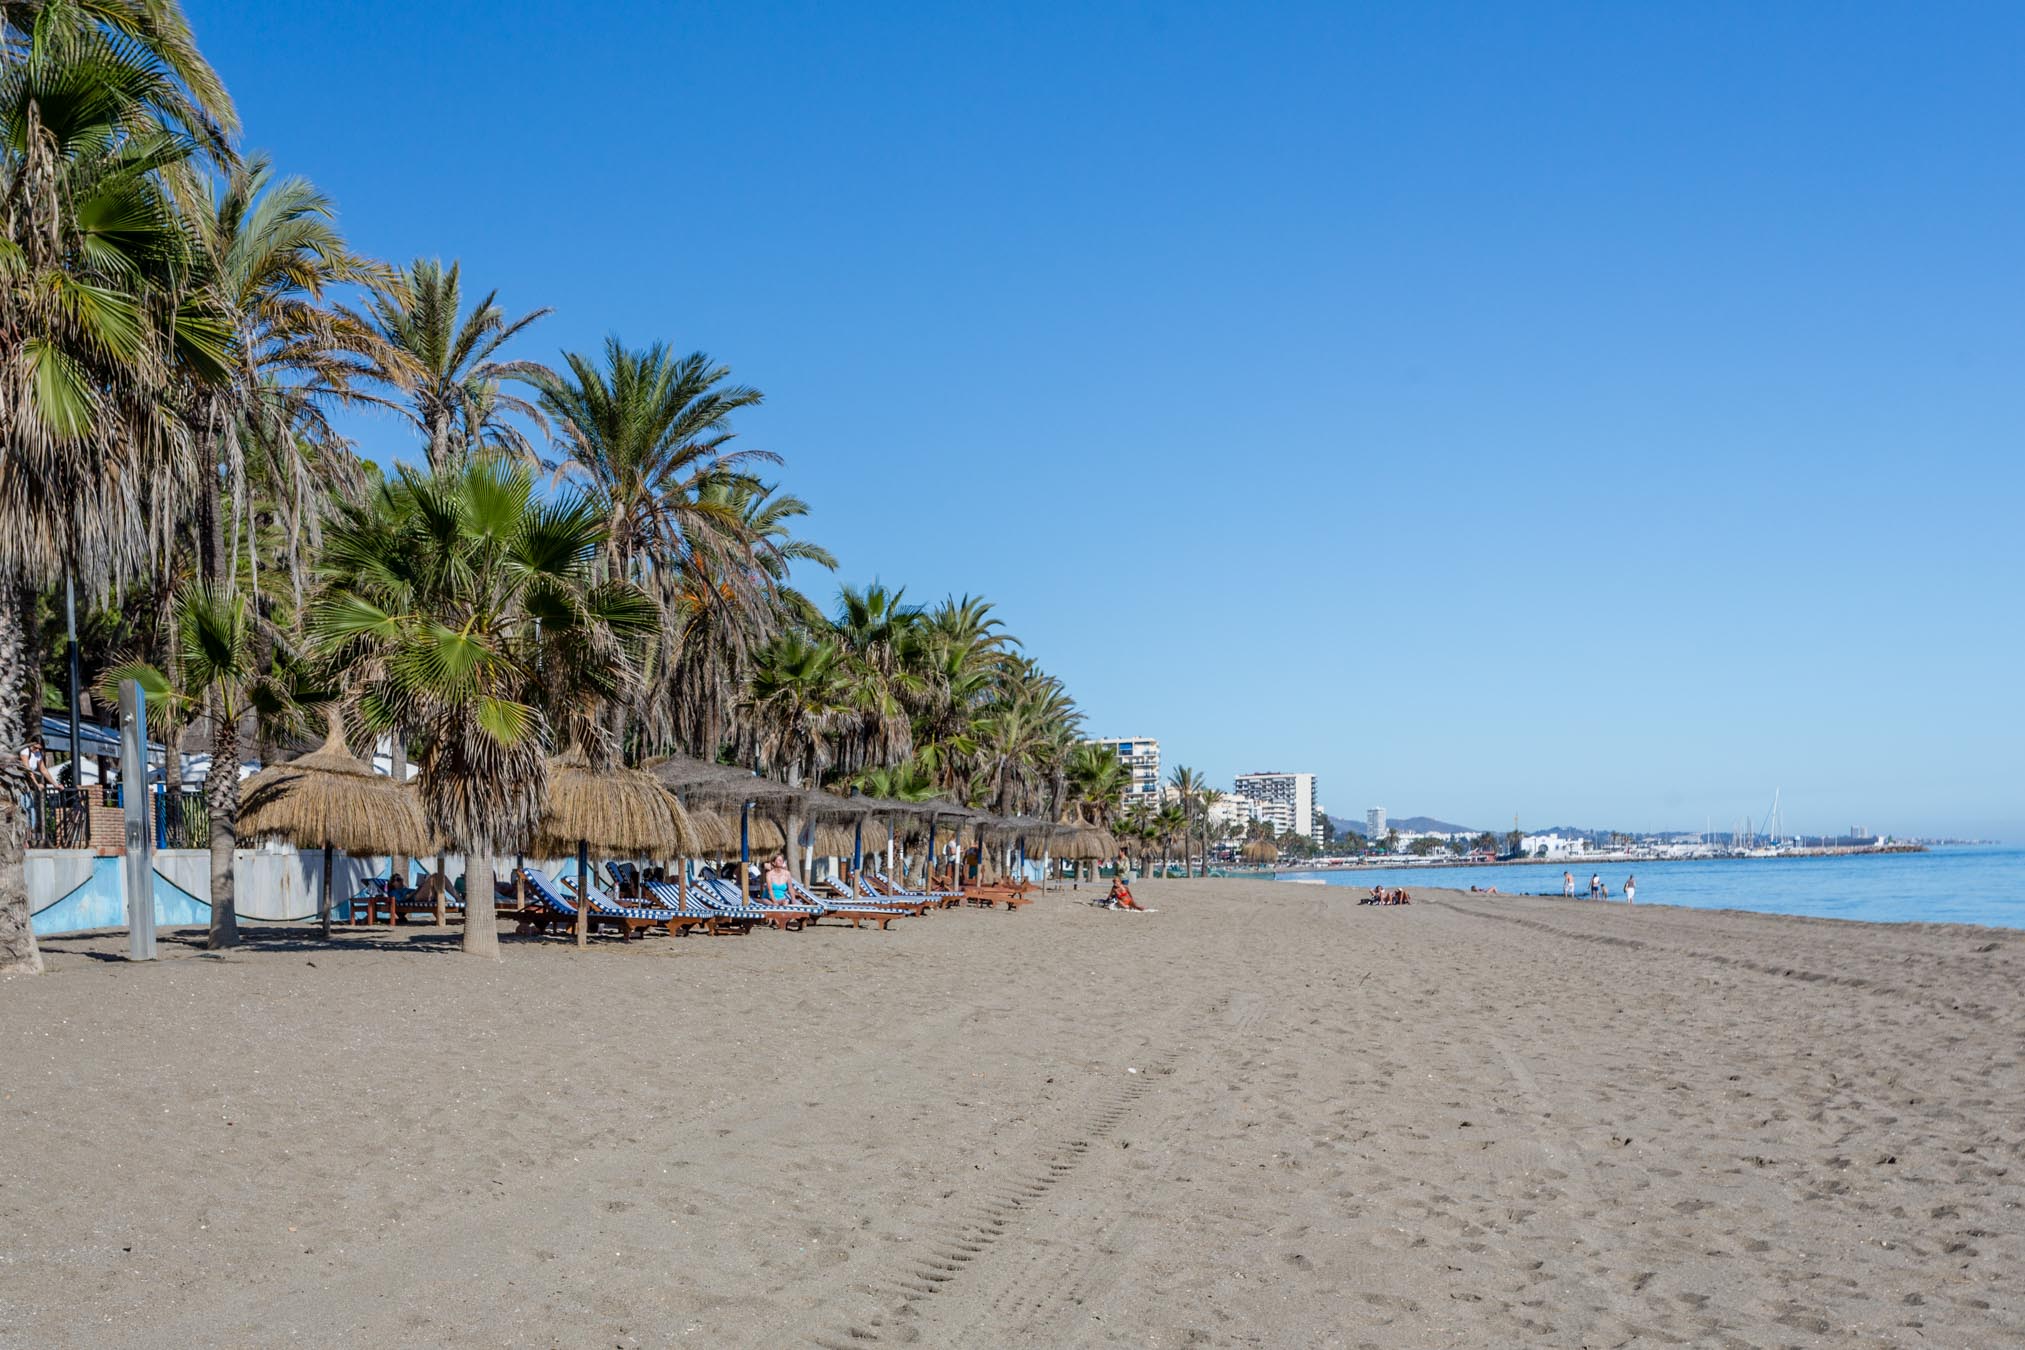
[1194,787,1224,872]
[740,630,849,786]
[0,10,238,971]
[538,339,772,583]
[350,259,551,471]
[1167,765,1204,876]
[192,153,394,610]
[832,584,922,778]
[309,458,657,956]
[105,585,265,947]
[1065,742,1128,828]
[1154,801,1188,878]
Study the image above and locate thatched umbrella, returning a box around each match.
[238,717,432,939]
[1242,838,1280,867]
[530,752,695,947]
[648,758,818,903]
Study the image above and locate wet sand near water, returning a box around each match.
[2,880,2020,1347]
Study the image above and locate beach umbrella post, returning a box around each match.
[852,818,864,891]
[740,800,753,905]
[575,840,591,948]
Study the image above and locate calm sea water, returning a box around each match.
[1276,845,2025,929]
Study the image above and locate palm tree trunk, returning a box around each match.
[0,592,42,973]
[207,709,241,949]
[462,850,499,957]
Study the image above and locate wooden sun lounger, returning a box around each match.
[785,879,910,929]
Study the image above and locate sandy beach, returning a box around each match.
[3,880,2020,1348]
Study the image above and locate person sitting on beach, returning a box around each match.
[1365,885,1384,905]
[763,853,793,902]
[1392,889,1412,905]
[1109,877,1147,911]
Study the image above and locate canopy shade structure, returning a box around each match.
[525,753,696,859]
[1052,824,1117,860]
[236,717,433,937]
[645,756,812,810]
[683,808,740,856]
[1242,839,1280,865]
[806,819,892,856]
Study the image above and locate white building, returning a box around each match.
[1234,771,1322,844]
[1521,832,1589,859]
[1089,737,1162,815]
[1208,794,1262,835]
[1366,807,1386,841]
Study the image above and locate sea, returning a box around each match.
[1276,845,2025,930]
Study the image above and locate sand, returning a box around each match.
[2,880,2020,1348]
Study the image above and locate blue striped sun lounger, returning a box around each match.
[689,876,814,930]
[522,867,691,938]
[783,877,910,929]
[642,880,756,934]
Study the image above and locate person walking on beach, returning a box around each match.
[1562,871,1575,897]
[1623,874,1636,905]
[1588,873,1601,900]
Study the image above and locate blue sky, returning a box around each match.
[191,1,2024,839]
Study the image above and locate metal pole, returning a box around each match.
[117,680,156,960]
[852,819,863,890]
[925,819,937,886]
[65,572,82,797]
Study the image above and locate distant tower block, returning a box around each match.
[1366,807,1386,840]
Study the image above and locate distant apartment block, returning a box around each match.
[1366,807,1387,840]
[1090,736,1162,814]
[1235,771,1322,843]
[1208,793,1263,834]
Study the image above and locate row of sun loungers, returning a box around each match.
[349,860,1037,941]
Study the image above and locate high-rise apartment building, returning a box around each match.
[1090,737,1162,814]
[1366,807,1387,841]
[1234,771,1322,843]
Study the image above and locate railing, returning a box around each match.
[22,783,210,850]
[157,787,209,850]
[25,788,92,849]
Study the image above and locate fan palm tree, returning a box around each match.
[309,458,657,956]
[349,259,550,471]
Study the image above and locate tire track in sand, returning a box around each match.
[804,992,1261,1348]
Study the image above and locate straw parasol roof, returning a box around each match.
[806,819,891,855]
[238,718,432,858]
[1242,838,1280,865]
[683,807,739,856]
[1052,823,1116,859]
[646,756,811,809]
[525,752,696,858]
